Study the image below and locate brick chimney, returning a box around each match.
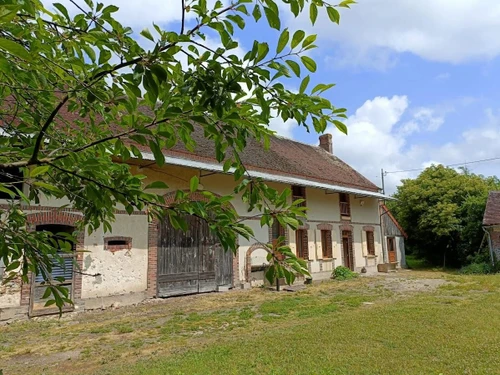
[319,133,333,153]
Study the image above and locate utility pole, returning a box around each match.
[381,168,385,196]
[380,168,388,264]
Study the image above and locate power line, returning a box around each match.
[384,156,500,175]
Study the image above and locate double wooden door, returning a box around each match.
[157,214,232,297]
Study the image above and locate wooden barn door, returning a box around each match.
[157,214,232,297]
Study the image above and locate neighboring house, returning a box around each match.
[483,191,500,263]
[380,204,407,269]
[0,127,392,321]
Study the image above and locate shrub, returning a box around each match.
[332,266,358,281]
[459,262,493,275]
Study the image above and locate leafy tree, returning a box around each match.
[388,165,500,267]
[0,0,355,308]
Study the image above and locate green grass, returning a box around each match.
[2,271,500,375]
[405,254,431,269]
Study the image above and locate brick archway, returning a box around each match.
[245,243,270,282]
[21,210,85,306]
[147,190,239,296]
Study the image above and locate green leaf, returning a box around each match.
[150,64,167,82]
[145,181,169,190]
[102,5,119,13]
[333,120,348,134]
[310,3,318,25]
[291,30,305,49]
[256,42,269,63]
[327,6,340,24]
[339,0,356,8]
[190,175,199,192]
[82,45,96,62]
[0,38,31,61]
[143,71,158,103]
[149,140,165,166]
[252,4,262,21]
[276,28,289,54]
[0,185,15,198]
[53,3,70,20]
[299,75,310,94]
[301,56,317,72]
[265,265,276,284]
[302,34,316,48]
[140,28,155,42]
[30,165,50,177]
[285,59,300,77]
[263,7,281,30]
[98,49,111,64]
[311,83,335,94]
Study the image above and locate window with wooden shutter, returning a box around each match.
[339,193,351,217]
[292,185,306,207]
[271,221,287,260]
[321,230,333,258]
[366,231,375,255]
[295,229,309,260]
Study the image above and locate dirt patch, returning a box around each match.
[370,276,454,293]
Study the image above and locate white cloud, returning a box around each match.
[324,96,500,194]
[294,0,500,68]
[45,0,227,28]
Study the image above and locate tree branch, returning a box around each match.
[180,0,186,34]
[29,95,69,164]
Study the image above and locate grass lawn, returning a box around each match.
[2,271,500,374]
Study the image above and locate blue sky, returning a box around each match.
[54,0,500,193]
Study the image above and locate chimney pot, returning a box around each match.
[319,133,333,153]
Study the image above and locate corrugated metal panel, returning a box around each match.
[140,152,394,200]
[34,256,74,283]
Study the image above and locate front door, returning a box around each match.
[387,237,397,263]
[157,214,232,297]
[342,231,354,271]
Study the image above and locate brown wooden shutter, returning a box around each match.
[302,230,309,260]
[367,231,375,255]
[325,230,333,258]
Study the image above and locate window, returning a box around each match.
[321,230,333,258]
[104,236,132,252]
[339,193,351,217]
[295,229,309,259]
[292,185,306,207]
[366,231,375,256]
[0,167,23,199]
[271,220,286,245]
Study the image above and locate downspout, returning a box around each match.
[482,226,495,266]
[380,204,389,264]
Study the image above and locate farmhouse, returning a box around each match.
[0,126,396,321]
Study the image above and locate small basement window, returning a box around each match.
[104,237,132,252]
[0,167,23,199]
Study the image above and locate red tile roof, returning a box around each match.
[483,191,500,226]
[1,100,380,193]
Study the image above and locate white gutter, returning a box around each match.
[141,152,394,200]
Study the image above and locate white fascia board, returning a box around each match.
[140,152,393,200]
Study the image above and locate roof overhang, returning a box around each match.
[141,152,394,200]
